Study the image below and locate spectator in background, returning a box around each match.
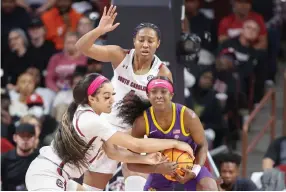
[77,15,95,37]
[184,0,217,52]
[20,115,41,149]
[45,32,87,92]
[27,17,57,86]
[77,14,106,45]
[41,0,82,50]
[86,58,104,74]
[218,20,267,103]
[2,28,34,88]
[1,0,31,49]
[51,71,84,122]
[263,136,286,170]
[26,67,56,114]
[1,123,39,191]
[25,93,57,146]
[213,48,248,149]
[185,68,225,148]
[252,0,283,83]
[16,0,56,15]
[216,153,258,191]
[9,73,36,118]
[1,89,16,143]
[218,0,267,50]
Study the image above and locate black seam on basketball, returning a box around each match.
[171,148,174,162]
[176,151,187,162]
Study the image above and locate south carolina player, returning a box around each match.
[75,5,173,191]
[25,73,193,191]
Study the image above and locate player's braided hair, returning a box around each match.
[133,22,161,40]
[117,76,173,125]
[53,73,109,170]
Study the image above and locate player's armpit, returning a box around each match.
[131,115,147,138]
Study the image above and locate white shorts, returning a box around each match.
[25,157,69,191]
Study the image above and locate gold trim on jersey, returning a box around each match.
[143,111,150,136]
[180,106,189,136]
[150,103,176,134]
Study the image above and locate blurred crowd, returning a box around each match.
[1,0,286,191]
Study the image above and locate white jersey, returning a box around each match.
[101,49,164,129]
[37,104,117,179]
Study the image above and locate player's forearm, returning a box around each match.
[134,138,178,153]
[127,163,157,174]
[194,141,208,166]
[75,27,104,52]
[107,147,148,164]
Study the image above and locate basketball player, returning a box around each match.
[117,76,218,191]
[25,73,194,191]
[75,5,174,191]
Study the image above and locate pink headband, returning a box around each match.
[87,76,108,95]
[147,79,174,93]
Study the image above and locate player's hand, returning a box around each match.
[154,162,178,175]
[98,5,120,34]
[174,141,195,159]
[173,166,196,184]
[144,152,167,165]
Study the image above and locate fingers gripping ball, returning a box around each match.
[162,148,194,181]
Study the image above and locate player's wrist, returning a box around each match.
[94,27,106,36]
[191,164,201,177]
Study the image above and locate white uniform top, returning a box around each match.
[101,49,164,129]
[39,104,117,179]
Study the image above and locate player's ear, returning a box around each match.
[88,95,96,104]
[156,40,160,49]
[133,38,136,47]
[170,92,174,100]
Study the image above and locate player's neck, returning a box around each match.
[133,54,153,71]
[153,103,173,119]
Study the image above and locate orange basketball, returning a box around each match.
[162,148,194,181]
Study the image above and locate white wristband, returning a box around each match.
[191,164,202,177]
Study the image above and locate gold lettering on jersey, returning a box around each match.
[118,76,146,91]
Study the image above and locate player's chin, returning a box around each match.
[103,108,112,114]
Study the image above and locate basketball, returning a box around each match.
[162,148,194,181]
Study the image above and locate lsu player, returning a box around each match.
[117,76,218,191]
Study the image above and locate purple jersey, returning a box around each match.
[143,103,213,191]
[144,103,197,151]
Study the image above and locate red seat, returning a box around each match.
[1,137,14,153]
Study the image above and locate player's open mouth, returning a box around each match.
[141,50,149,55]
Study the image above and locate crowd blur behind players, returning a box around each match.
[1,0,286,191]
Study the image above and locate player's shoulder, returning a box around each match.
[181,106,197,119]
[158,64,173,81]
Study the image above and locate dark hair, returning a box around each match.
[216,153,242,170]
[133,22,161,41]
[53,73,109,169]
[117,76,173,125]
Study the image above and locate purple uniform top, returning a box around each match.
[143,103,212,191]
